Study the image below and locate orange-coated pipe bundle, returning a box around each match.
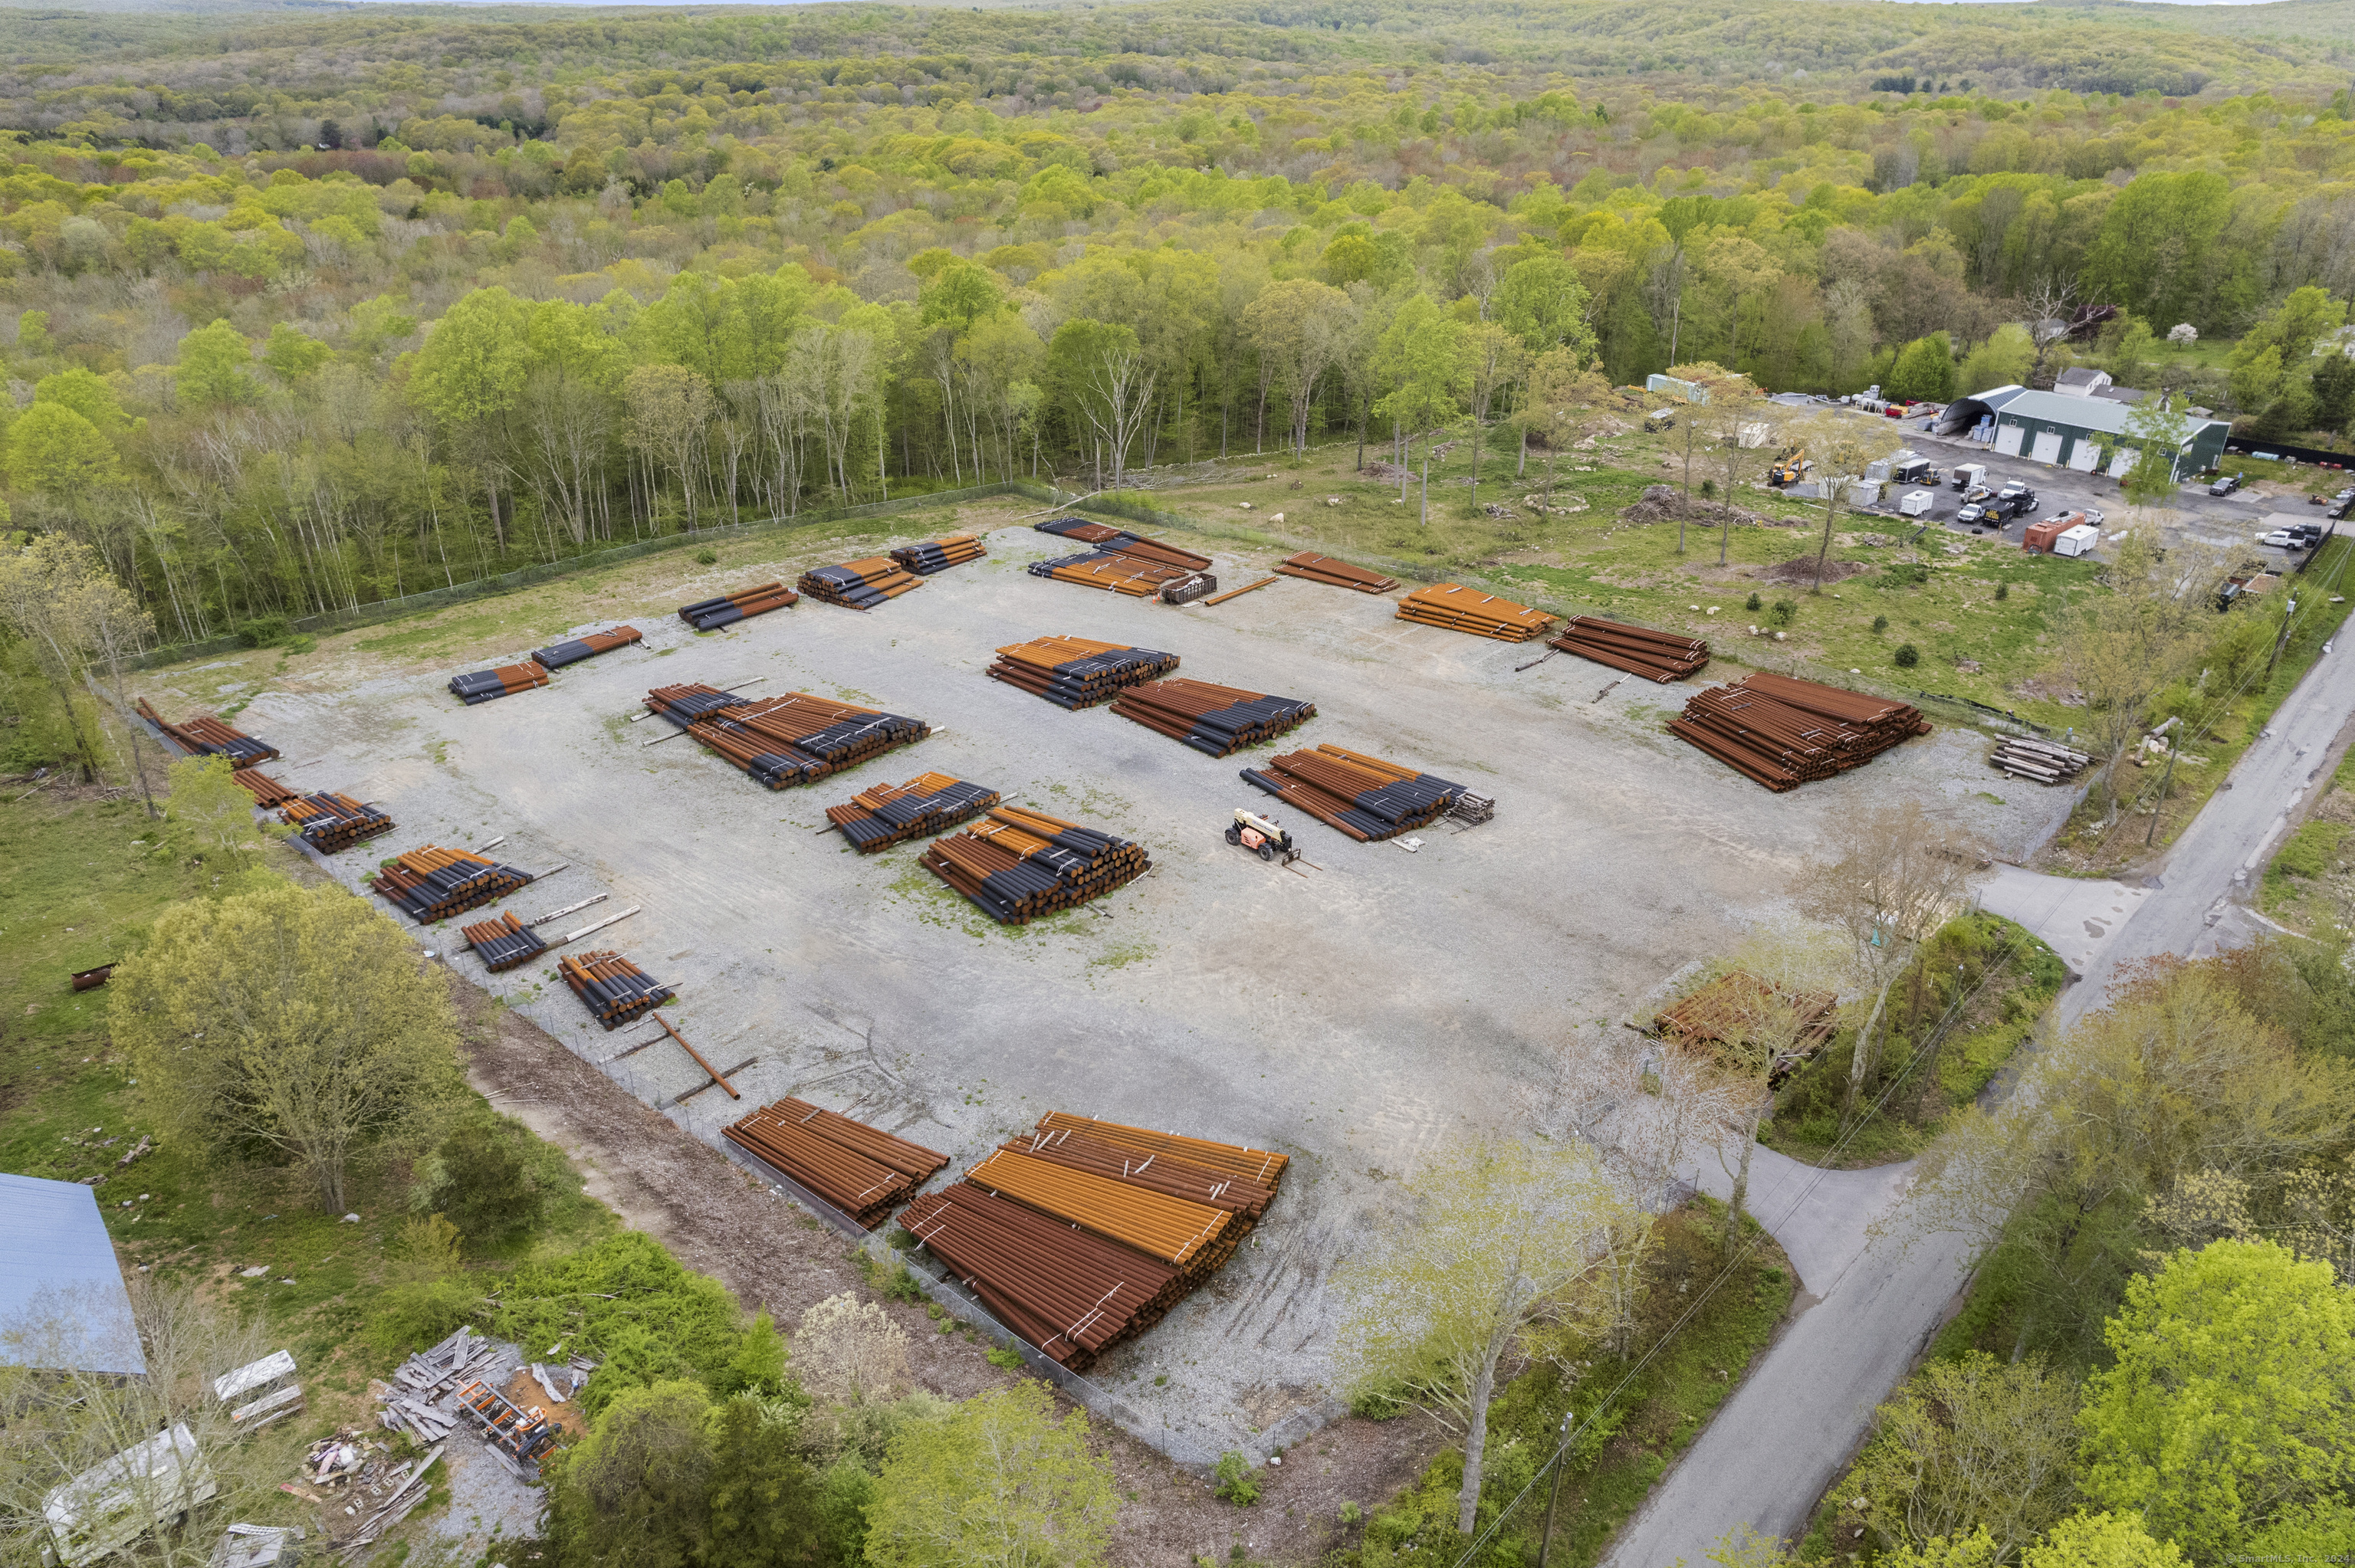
[799,556,925,609]
[1394,583,1556,641]
[824,772,1000,852]
[1273,552,1398,593]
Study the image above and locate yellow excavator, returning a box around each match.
[1768,447,1810,487]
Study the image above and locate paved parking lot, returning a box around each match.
[136,512,2077,1461]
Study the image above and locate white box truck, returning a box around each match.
[40,1425,218,1567]
[2052,523,2101,557]
[1950,463,1985,492]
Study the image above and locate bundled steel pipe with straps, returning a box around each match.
[678,582,797,632]
[1111,677,1315,757]
[1240,743,1468,841]
[986,635,1179,709]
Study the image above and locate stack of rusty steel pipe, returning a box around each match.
[461,911,546,973]
[1657,971,1839,1082]
[1027,548,1197,599]
[679,582,797,631]
[1240,743,1468,841]
[448,661,550,705]
[646,684,931,790]
[232,769,297,807]
[559,950,672,1030]
[1273,552,1398,593]
[1033,518,1213,570]
[895,1113,1284,1370]
[1111,677,1315,757]
[1394,584,1557,642]
[824,773,1001,853]
[136,698,279,763]
[921,806,1148,924]
[891,533,987,576]
[985,636,1179,709]
[280,792,395,852]
[1670,672,1930,792]
[798,556,925,609]
[724,1097,948,1228]
[1550,617,1710,683]
[370,845,536,923]
[531,625,642,670]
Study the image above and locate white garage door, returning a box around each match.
[1995,422,2025,457]
[2068,442,2101,472]
[2031,429,2064,464]
[2107,447,2135,478]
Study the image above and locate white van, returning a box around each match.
[40,1425,218,1568]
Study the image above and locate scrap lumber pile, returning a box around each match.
[986,635,1180,709]
[824,772,1000,853]
[892,533,987,575]
[560,950,673,1030]
[370,845,534,922]
[212,1349,303,1433]
[897,1113,1284,1370]
[1394,584,1556,642]
[336,1447,442,1554]
[799,556,925,609]
[1550,616,1710,683]
[1657,971,1839,1081]
[1670,671,1931,792]
[377,1326,503,1442]
[278,791,394,852]
[532,625,642,670]
[1992,736,2091,785]
[646,684,931,789]
[461,911,546,973]
[1112,677,1315,757]
[724,1097,949,1228]
[232,769,297,807]
[448,661,550,705]
[679,581,797,631]
[1275,552,1399,593]
[135,698,279,763]
[1240,743,1468,841]
[921,806,1149,924]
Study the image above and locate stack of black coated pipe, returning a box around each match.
[798,557,923,609]
[461,911,546,973]
[1240,744,1467,841]
[281,792,396,851]
[921,806,1149,924]
[449,662,550,704]
[532,625,643,669]
[1111,677,1316,757]
[679,582,797,631]
[824,772,1001,853]
[891,533,987,575]
[560,950,673,1029]
[370,846,535,923]
[135,699,278,763]
[987,635,1179,709]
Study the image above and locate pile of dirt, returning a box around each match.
[1758,553,1869,585]
[1619,484,1781,530]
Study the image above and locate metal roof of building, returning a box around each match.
[0,1172,146,1376]
[1992,389,2228,440]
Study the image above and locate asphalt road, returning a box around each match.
[1601,635,2355,1566]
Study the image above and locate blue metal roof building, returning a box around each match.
[0,1172,146,1376]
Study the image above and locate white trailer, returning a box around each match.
[1899,489,1937,518]
[41,1425,218,1568]
[2052,523,2101,558]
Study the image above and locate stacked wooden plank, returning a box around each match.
[1670,672,1930,792]
[448,661,550,705]
[1992,736,2092,785]
[377,1325,504,1442]
[892,533,987,575]
[679,581,797,631]
[136,698,279,763]
[824,772,1000,853]
[1112,677,1315,757]
[461,911,546,973]
[232,769,297,807]
[1394,584,1557,642]
[1275,552,1398,593]
[560,950,672,1029]
[646,684,931,790]
[1240,743,1469,841]
[279,791,394,851]
[370,845,535,922]
[532,625,642,669]
[896,1113,1283,1371]
[799,556,925,609]
[921,806,1150,924]
[986,635,1180,709]
[724,1098,949,1228]
[1550,616,1710,683]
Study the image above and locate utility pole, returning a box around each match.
[2145,734,2177,848]
[2265,595,2300,684]
[1535,1412,1573,1568]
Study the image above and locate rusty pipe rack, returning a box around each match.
[1110,677,1315,757]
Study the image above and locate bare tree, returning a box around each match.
[1798,801,1985,1123]
[622,364,716,531]
[793,1293,911,1406]
[1787,409,1902,592]
[2019,280,2079,391]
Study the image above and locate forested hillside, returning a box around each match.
[0,0,2350,654]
